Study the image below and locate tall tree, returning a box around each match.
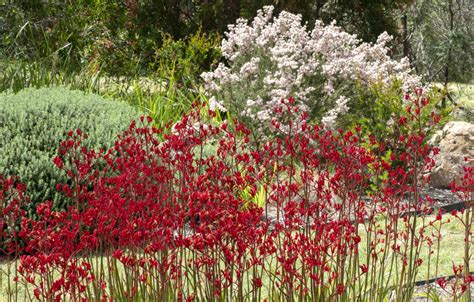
[406,0,472,83]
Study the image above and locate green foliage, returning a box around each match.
[343,81,451,194]
[3,0,469,84]
[407,0,472,83]
[0,1,221,76]
[0,58,205,134]
[193,0,411,43]
[0,60,101,94]
[0,0,416,78]
[151,30,222,88]
[0,1,111,70]
[342,80,451,142]
[342,80,406,139]
[432,82,474,123]
[0,87,140,214]
[122,76,197,131]
[317,0,413,43]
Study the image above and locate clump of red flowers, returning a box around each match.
[1,90,472,301]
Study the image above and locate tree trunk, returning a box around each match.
[442,0,454,108]
[402,12,410,59]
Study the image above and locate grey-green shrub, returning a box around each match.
[0,87,140,214]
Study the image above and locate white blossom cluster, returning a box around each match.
[202,6,421,132]
[321,96,350,128]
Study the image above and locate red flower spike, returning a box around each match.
[8,94,455,300]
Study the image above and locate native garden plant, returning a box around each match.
[0,2,472,301]
[0,87,140,214]
[201,6,422,139]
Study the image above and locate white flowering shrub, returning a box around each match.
[202,6,421,134]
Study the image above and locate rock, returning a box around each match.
[429,121,474,189]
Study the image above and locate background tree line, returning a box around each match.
[0,0,472,83]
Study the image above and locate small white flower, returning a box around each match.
[208,96,227,112]
[240,57,261,78]
[322,96,350,129]
[202,5,421,133]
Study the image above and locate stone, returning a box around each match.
[429,121,474,189]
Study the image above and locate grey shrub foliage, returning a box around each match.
[0,87,140,214]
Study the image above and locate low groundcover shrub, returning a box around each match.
[0,87,140,214]
[0,92,472,301]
